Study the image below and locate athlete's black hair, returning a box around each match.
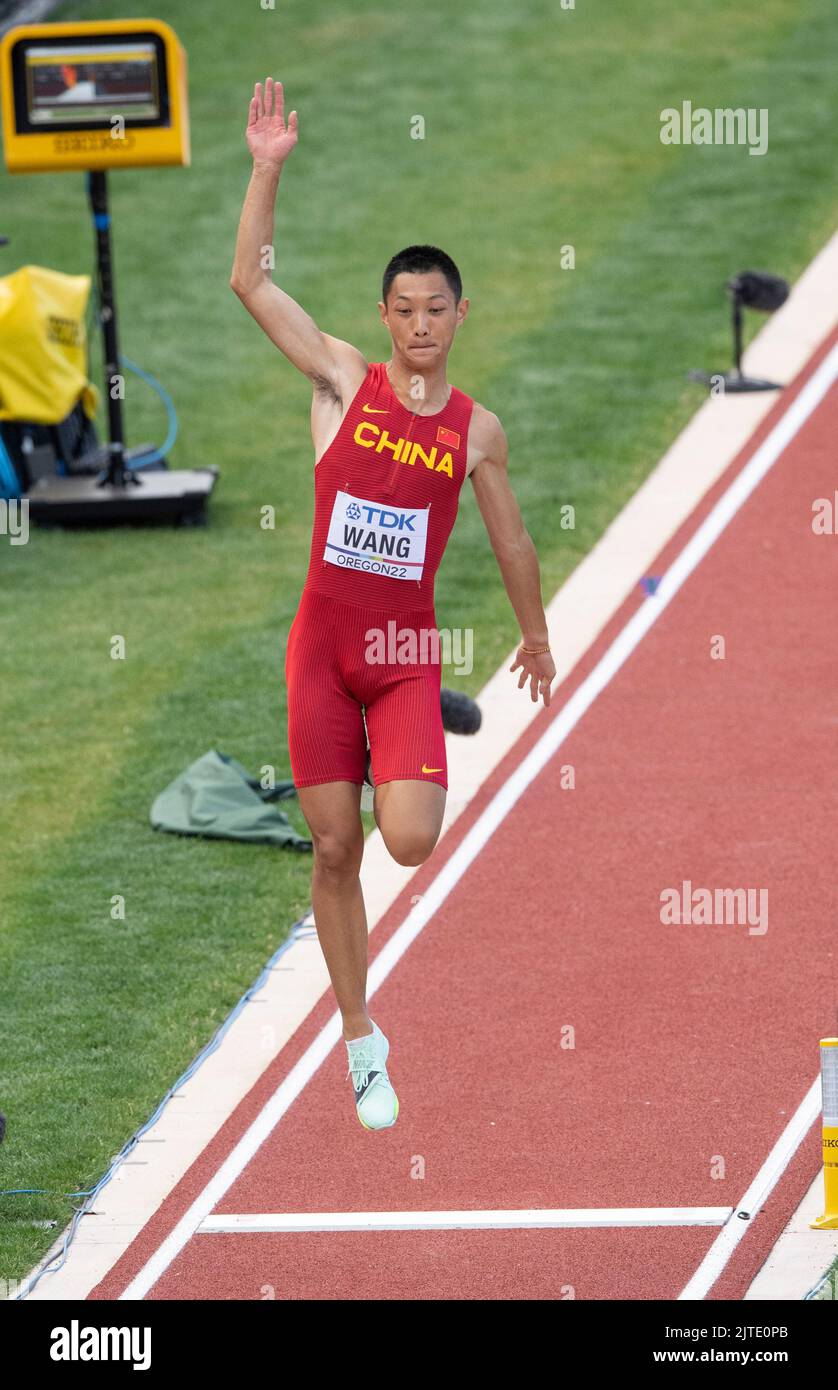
[382,245,462,305]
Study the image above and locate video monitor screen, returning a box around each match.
[24,41,161,125]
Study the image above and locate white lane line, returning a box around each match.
[198,1207,734,1233]
[120,342,838,1302]
[678,1077,822,1300]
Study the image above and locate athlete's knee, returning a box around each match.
[384,825,440,867]
[312,830,363,877]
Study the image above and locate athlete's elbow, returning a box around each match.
[229,273,263,300]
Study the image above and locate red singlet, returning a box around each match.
[284,361,475,789]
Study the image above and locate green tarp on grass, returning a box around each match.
[150,749,312,851]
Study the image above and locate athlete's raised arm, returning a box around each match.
[229,78,367,402]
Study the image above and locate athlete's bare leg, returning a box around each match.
[372,780,447,866]
[297,781,372,1042]
[298,778,444,1046]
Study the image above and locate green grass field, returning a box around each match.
[807,1253,838,1299]
[2,0,838,1284]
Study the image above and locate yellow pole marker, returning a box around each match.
[811,1038,838,1230]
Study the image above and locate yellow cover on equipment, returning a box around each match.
[0,264,99,424]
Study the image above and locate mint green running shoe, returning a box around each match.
[345,1020,399,1130]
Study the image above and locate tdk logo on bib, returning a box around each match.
[324,489,429,580]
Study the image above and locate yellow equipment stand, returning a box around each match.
[1,18,189,173]
[811,1038,838,1229]
[0,19,216,525]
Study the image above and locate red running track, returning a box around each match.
[91,329,838,1301]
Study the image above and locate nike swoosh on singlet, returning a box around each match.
[361,404,388,413]
[421,764,443,774]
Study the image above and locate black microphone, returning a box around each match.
[441,687,482,735]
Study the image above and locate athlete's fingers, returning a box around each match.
[255,81,264,120]
[288,110,298,134]
[247,95,258,127]
[273,78,284,123]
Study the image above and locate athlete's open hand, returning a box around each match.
[246,78,298,168]
[510,645,556,708]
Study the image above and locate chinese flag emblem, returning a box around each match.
[436,425,460,449]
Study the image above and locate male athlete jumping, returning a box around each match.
[231,79,556,1130]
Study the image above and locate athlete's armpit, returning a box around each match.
[311,372,342,406]
[321,333,369,404]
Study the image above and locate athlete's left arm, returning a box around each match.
[469,406,556,706]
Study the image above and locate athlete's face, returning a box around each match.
[378,271,468,368]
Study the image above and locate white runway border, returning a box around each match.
[198,1207,734,1233]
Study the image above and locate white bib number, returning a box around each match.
[323,489,429,581]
